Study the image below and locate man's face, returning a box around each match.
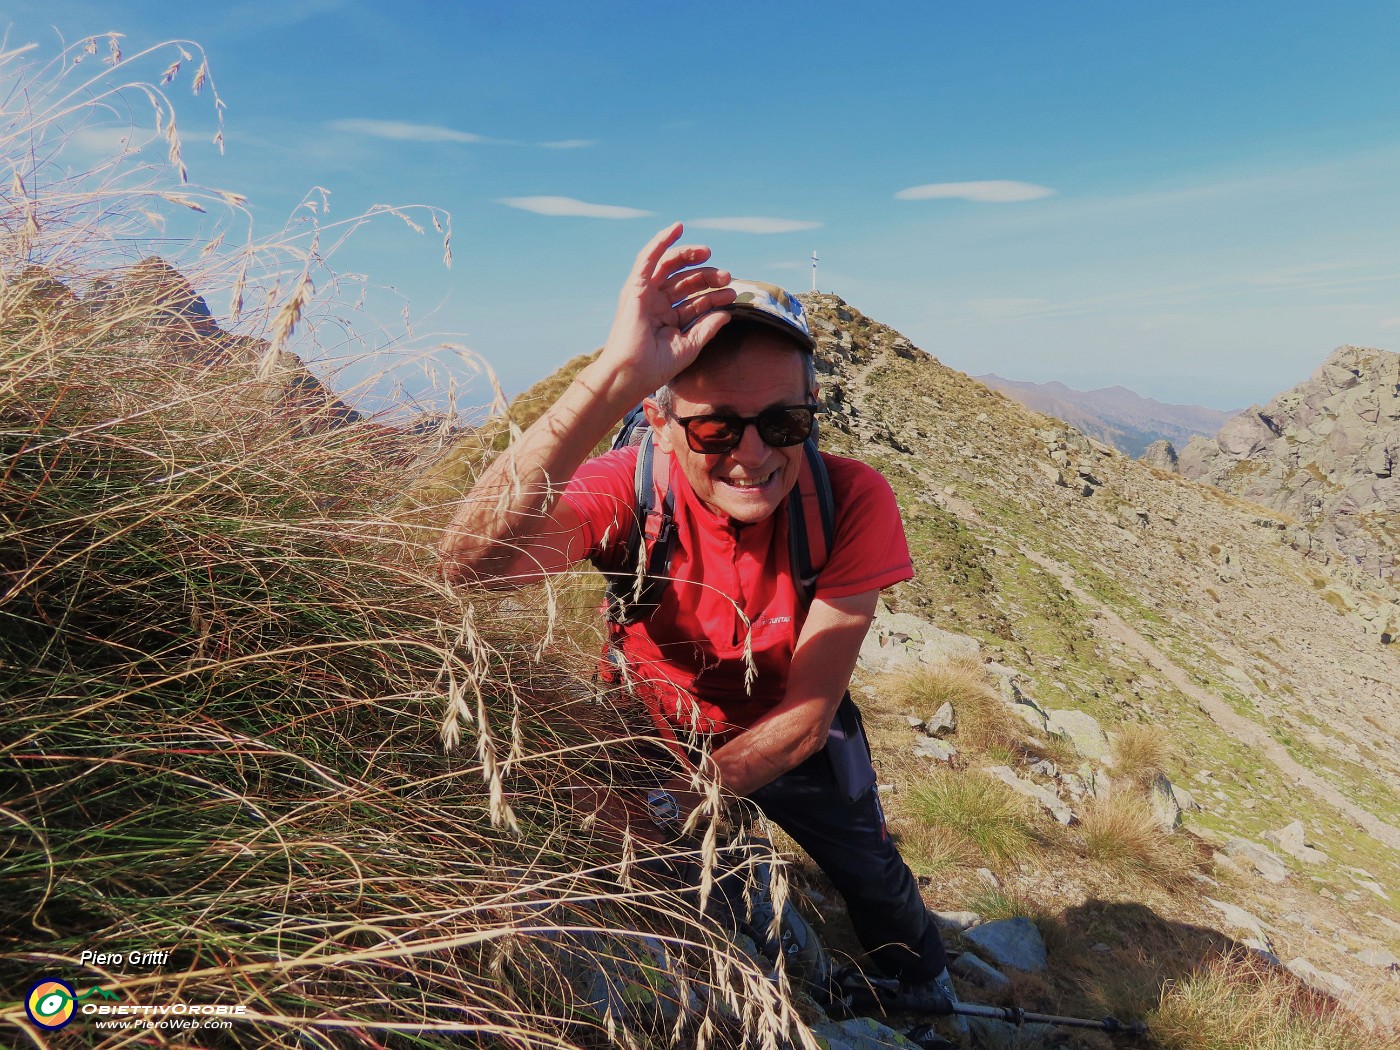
[645,331,814,524]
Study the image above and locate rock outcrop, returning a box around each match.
[22,258,389,438]
[1178,345,1400,590]
[961,917,1048,972]
[1140,438,1179,472]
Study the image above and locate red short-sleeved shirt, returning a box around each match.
[562,446,912,740]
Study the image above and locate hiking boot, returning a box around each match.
[745,880,832,997]
[875,970,952,1014]
[831,964,957,1013]
[898,969,968,1040]
[741,846,833,1001]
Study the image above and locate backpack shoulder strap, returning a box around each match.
[786,440,835,604]
[602,432,676,625]
[612,402,651,450]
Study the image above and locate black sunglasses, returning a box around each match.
[666,404,825,454]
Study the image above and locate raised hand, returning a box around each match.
[598,222,735,398]
[440,224,734,585]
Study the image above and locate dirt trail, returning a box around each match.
[1021,548,1400,853]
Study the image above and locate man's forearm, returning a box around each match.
[646,700,835,837]
[709,706,834,797]
[710,591,878,797]
[438,361,642,582]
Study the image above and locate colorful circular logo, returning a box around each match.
[26,979,77,1030]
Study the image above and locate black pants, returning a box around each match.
[748,746,947,983]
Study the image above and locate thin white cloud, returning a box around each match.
[966,297,1053,319]
[981,145,1400,230]
[218,0,346,35]
[1379,316,1400,330]
[498,196,652,219]
[330,119,490,144]
[64,127,141,156]
[686,217,822,235]
[330,120,595,150]
[895,180,1056,203]
[955,264,1400,327]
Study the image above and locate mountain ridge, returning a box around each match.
[785,290,1400,1022]
[974,372,1237,458]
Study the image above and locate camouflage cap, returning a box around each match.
[683,279,816,352]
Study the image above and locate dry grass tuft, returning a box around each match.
[900,819,982,879]
[1152,954,1400,1050]
[886,658,1027,755]
[960,884,1044,924]
[907,768,1039,868]
[1077,793,1197,887]
[1110,721,1173,787]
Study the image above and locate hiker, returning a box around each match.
[439,223,956,1006]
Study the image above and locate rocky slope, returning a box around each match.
[796,292,1399,1025]
[6,258,418,439]
[975,374,1234,458]
[1176,344,1400,592]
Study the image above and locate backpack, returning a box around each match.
[597,403,835,626]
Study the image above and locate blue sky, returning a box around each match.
[4,1,1399,412]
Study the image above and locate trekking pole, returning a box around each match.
[838,970,1149,1039]
[946,1001,1148,1037]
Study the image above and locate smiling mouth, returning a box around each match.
[720,471,775,490]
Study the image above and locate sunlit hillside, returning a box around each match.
[4,35,1398,1050]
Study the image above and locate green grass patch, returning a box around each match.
[907,770,1039,868]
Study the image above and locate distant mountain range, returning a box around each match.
[974,374,1237,458]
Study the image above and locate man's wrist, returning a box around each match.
[576,359,658,413]
[644,788,683,835]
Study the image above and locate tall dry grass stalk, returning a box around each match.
[0,38,809,1049]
